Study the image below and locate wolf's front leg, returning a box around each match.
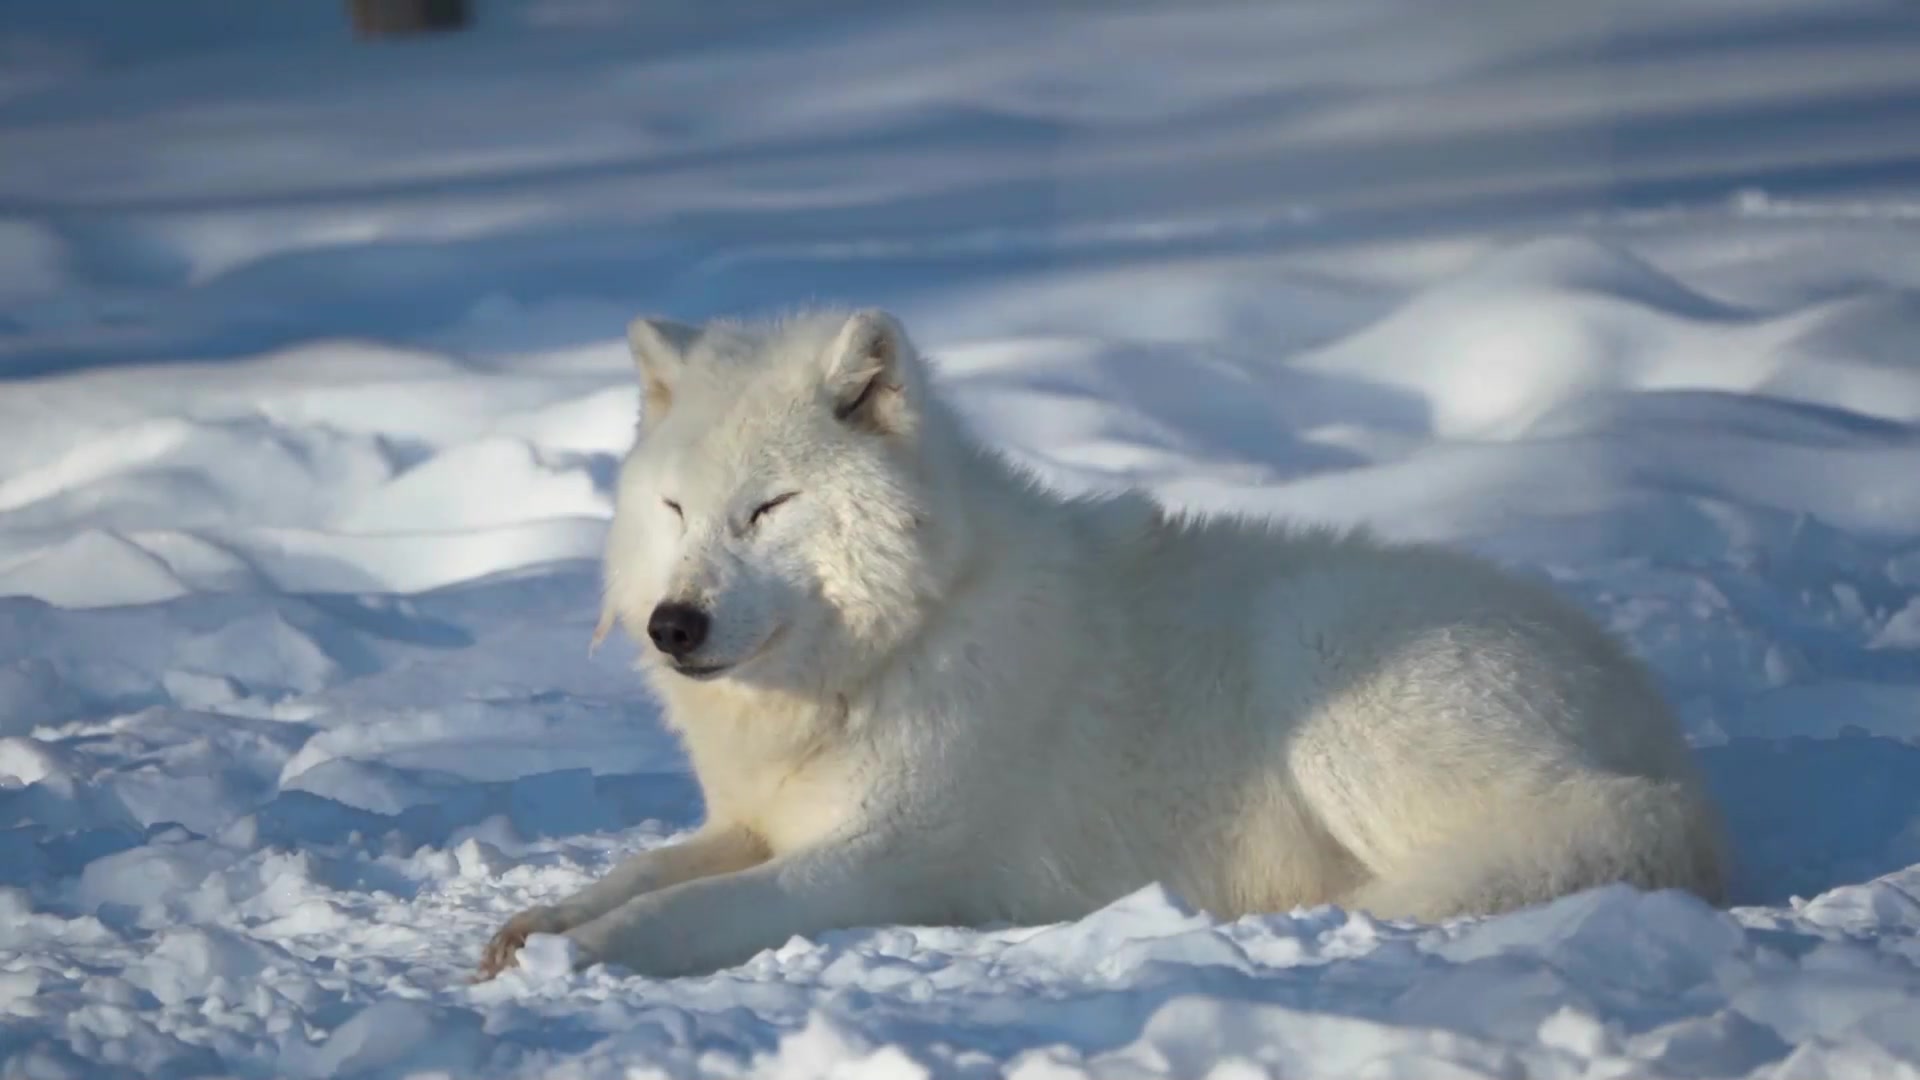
[476,823,767,980]
[564,834,942,978]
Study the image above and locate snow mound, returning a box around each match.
[334,436,607,533]
[0,529,191,607]
[1295,237,1744,440]
[301,998,488,1079]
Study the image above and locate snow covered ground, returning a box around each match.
[5,1,1920,1075]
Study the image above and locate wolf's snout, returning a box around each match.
[647,602,710,658]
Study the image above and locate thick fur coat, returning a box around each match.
[478,309,1726,980]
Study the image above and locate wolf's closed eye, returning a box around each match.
[750,492,798,527]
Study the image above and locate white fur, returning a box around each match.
[478,309,1727,981]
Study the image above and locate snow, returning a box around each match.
[4,0,1920,1075]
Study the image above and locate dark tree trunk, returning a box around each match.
[348,0,472,39]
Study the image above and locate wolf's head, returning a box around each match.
[601,309,973,696]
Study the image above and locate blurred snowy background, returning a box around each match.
[3,1,1920,1076]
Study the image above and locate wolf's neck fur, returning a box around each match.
[919,398,1115,598]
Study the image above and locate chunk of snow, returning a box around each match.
[515,933,581,980]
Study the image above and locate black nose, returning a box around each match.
[646,602,710,659]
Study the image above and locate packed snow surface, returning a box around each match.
[4,1,1920,1076]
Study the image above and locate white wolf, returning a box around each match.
[477,309,1726,980]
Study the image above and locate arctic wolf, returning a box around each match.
[478,309,1726,980]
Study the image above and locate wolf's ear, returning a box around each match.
[823,310,916,434]
[627,317,699,420]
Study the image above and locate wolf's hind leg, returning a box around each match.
[1336,777,1725,923]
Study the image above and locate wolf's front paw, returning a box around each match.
[474,905,567,982]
